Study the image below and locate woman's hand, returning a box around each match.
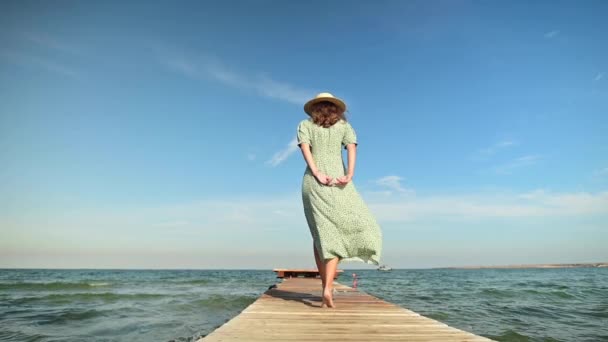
[336,173,353,186]
[313,171,333,185]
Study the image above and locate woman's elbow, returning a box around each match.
[299,143,311,152]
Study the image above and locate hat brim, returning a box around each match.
[304,97,346,115]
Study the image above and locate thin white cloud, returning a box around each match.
[544,30,560,39]
[4,186,608,269]
[6,189,607,241]
[493,154,541,174]
[22,32,82,55]
[0,32,83,78]
[518,189,608,216]
[153,220,190,228]
[0,50,79,78]
[368,189,608,222]
[0,32,86,78]
[517,188,547,200]
[373,175,414,195]
[247,153,257,161]
[156,47,318,166]
[592,167,608,178]
[472,140,518,160]
[266,136,299,167]
[595,72,605,81]
[162,54,312,105]
[497,141,516,148]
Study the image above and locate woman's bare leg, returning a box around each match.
[313,243,326,290]
[321,257,339,308]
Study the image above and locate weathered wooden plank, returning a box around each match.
[273,268,344,278]
[198,277,494,341]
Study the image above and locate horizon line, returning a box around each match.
[2,261,607,271]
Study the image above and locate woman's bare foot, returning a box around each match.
[322,288,335,308]
[321,285,336,298]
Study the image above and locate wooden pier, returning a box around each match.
[272,268,343,279]
[198,275,494,341]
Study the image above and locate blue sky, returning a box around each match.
[1,0,607,269]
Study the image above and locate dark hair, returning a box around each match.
[310,101,347,128]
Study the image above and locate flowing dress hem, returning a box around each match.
[337,255,381,266]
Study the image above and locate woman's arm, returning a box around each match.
[337,143,356,185]
[299,143,333,185]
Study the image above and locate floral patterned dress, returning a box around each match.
[297,118,382,265]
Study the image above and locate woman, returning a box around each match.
[297,92,383,309]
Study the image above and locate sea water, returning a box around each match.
[1,268,606,341]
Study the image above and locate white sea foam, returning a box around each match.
[88,282,111,287]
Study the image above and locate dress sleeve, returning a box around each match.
[342,121,358,149]
[297,120,312,147]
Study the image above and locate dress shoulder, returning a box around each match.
[300,118,313,125]
[297,118,313,146]
[341,120,357,148]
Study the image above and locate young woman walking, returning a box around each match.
[297,92,383,309]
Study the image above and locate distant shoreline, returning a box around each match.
[1,262,607,270]
[436,262,608,269]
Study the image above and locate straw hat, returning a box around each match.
[303,92,347,115]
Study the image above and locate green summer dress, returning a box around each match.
[297,118,382,265]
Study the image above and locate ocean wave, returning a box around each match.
[521,289,577,299]
[191,294,256,310]
[479,287,576,300]
[500,304,567,320]
[35,308,106,325]
[0,329,48,342]
[487,328,565,342]
[88,282,111,287]
[480,288,517,298]
[173,279,212,285]
[8,292,167,305]
[426,311,449,320]
[0,281,112,291]
[487,329,533,341]
[579,305,608,319]
[514,281,570,290]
